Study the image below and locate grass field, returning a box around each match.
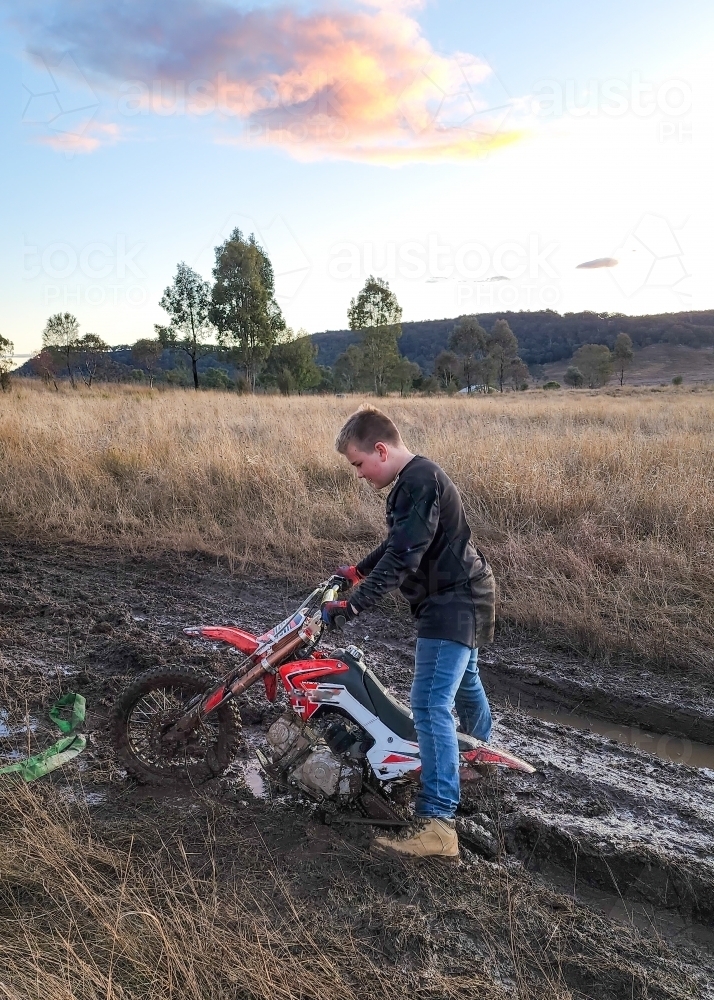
[2,380,713,671]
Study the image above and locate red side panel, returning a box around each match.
[199,626,259,654]
[279,658,348,692]
[461,746,536,774]
[263,673,277,701]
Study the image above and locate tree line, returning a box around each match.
[18,234,533,396]
[14,224,684,395]
[312,308,714,372]
[331,278,529,395]
[23,229,331,394]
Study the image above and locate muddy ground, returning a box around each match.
[2,539,714,999]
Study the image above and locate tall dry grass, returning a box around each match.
[2,380,713,670]
[0,781,695,999]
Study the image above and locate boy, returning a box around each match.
[322,405,495,859]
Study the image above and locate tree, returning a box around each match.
[391,356,421,396]
[348,276,403,395]
[564,365,585,388]
[449,316,488,392]
[571,343,613,388]
[420,375,440,395]
[348,275,403,331]
[359,326,402,395]
[334,343,363,392]
[201,367,233,390]
[0,334,13,392]
[42,312,80,386]
[165,365,191,387]
[28,349,59,390]
[314,366,335,394]
[507,357,530,390]
[75,333,108,387]
[210,229,285,391]
[263,332,321,395]
[131,339,165,388]
[434,350,461,392]
[487,318,519,392]
[159,262,215,390]
[613,332,634,386]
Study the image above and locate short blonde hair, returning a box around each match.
[335,405,402,455]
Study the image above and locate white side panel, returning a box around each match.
[293,685,421,781]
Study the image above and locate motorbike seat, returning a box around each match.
[363,669,418,741]
[329,650,478,752]
[319,659,377,716]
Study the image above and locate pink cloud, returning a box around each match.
[12,0,520,162]
[37,121,120,154]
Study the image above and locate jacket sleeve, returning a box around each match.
[350,477,440,613]
[356,539,389,578]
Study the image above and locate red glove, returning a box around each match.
[335,565,364,588]
[321,600,358,630]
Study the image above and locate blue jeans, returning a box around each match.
[410,638,492,819]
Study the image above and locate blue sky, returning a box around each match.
[1,0,712,358]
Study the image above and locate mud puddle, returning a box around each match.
[521,705,714,769]
[237,758,268,798]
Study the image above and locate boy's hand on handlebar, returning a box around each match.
[334,565,363,590]
[321,600,358,630]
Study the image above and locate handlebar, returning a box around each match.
[320,578,349,630]
[321,585,341,605]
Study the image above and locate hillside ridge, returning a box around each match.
[311,308,714,372]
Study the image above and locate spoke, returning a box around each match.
[125,681,223,773]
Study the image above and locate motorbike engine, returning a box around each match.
[265,711,363,801]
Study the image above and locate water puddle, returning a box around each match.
[0,709,38,739]
[525,706,714,770]
[236,758,267,799]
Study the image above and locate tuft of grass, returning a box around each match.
[1,381,713,671]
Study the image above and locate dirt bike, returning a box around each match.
[111,578,534,825]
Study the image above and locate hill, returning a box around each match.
[543,342,714,386]
[311,309,714,373]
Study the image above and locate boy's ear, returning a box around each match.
[375,441,389,461]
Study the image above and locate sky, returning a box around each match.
[1,0,712,359]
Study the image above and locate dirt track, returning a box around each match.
[2,540,714,999]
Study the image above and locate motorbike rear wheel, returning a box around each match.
[111,667,240,785]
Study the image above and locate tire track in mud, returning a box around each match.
[353,623,714,973]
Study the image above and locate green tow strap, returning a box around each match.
[0,692,87,782]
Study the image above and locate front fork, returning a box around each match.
[163,628,312,741]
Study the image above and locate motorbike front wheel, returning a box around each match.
[111,667,240,785]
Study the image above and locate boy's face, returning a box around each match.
[343,441,396,490]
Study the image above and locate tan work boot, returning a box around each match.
[372,817,459,860]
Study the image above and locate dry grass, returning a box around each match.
[0,780,696,999]
[2,380,713,670]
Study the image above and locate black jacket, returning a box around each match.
[351,456,495,648]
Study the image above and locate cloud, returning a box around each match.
[576,257,619,269]
[37,121,120,153]
[8,0,522,162]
